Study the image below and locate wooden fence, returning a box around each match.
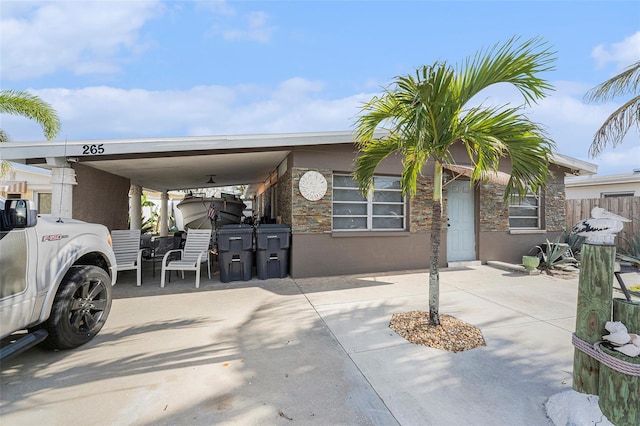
[566,196,639,254]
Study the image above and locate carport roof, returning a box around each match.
[1,130,597,192]
[1,131,361,192]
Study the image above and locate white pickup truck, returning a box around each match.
[0,198,117,360]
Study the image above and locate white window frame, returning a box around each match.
[602,191,634,198]
[508,190,540,229]
[332,174,406,231]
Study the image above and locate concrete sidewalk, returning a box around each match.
[1,265,636,425]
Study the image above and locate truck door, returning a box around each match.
[0,200,37,338]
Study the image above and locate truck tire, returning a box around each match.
[40,265,113,349]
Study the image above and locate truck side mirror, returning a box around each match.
[2,199,37,230]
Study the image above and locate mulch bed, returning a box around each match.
[389,311,486,353]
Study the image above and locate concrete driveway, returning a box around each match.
[1,264,636,425]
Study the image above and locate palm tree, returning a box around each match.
[584,60,640,157]
[353,37,556,325]
[0,89,61,177]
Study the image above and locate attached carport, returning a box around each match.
[1,131,359,233]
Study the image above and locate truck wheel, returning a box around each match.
[41,266,113,350]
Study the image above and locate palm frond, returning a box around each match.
[588,94,640,157]
[457,36,556,106]
[0,128,8,143]
[354,136,401,195]
[0,89,61,140]
[457,105,554,199]
[584,60,640,103]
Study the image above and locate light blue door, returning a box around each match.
[446,180,475,262]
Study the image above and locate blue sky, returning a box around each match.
[1,0,639,176]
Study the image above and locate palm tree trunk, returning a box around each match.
[429,161,443,325]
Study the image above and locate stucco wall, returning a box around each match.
[73,163,130,230]
[290,233,435,278]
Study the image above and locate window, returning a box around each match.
[602,192,634,198]
[332,174,405,231]
[508,191,540,229]
[38,193,52,214]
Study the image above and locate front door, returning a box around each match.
[446,180,475,262]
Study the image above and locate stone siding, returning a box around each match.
[544,173,566,232]
[479,183,510,232]
[410,176,435,233]
[278,166,293,226]
[291,168,332,233]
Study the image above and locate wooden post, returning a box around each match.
[612,298,640,334]
[598,298,640,426]
[572,243,615,394]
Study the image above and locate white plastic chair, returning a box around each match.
[111,229,143,286]
[160,229,212,288]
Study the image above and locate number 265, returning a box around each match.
[82,144,105,155]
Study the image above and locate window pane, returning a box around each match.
[334,203,368,215]
[334,217,367,230]
[509,217,539,228]
[374,177,401,190]
[373,217,404,229]
[333,175,358,188]
[373,190,403,202]
[373,204,404,216]
[509,206,538,217]
[334,189,366,202]
[510,195,538,207]
[38,193,52,214]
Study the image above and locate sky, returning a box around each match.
[1,0,639,176]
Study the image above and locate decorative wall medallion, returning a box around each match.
[298,171,327,201]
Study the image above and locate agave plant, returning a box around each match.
[619,216,640,259]
[531,236,579,272]
[562,225,585,257]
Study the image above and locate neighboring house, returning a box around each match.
[565,169,640,199]
[0,163,52,213]
[1,131,597,278]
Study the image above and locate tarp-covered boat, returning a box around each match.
[177,194,246,230]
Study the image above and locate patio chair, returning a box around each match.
[111,229,143,286]
[160,229,212,288]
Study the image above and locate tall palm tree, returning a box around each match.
[0,89,61,176]
[584,60,640,157]
[353,37,556,325]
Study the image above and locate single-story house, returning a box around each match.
[565,169,640,199]
[0,163,52,213]
[1,130,597,278]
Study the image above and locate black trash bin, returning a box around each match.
[255,224,291,280]
[217,224,254,283]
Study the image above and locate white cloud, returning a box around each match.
[3,77,636,177]
[591,31,640,70]
[196,0,236,16]
[220,11,276,43]
[1,79,366,141]
[0,1,163,80]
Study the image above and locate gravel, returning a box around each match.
[389,311,486,353]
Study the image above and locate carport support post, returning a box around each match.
[572,243,615,395]
[130,185,142,230]
[159,191,169,237]
[50,167,77,218]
